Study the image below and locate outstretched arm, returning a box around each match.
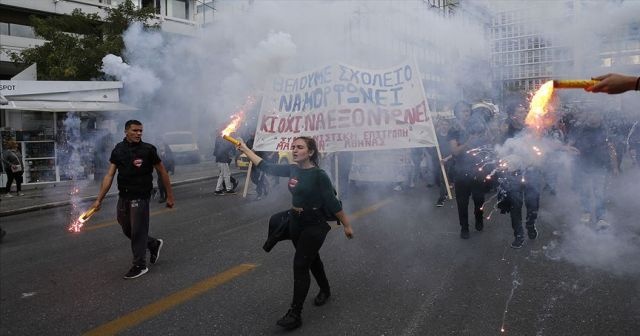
[586,73,638,94]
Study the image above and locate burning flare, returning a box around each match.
[69,206,99,232]
[220,96,257,146]
[525,80,554,131]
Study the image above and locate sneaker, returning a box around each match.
[16,193,25,196]
[225,190,236,195]
[393,185,403,191]
[276,309,302,330]
[580,212,591,223]
[460,230,470,239]
[510,236,525,249]
[435,196,445,207]
[409,182,416,188]
[3,194,13,198]
[527,227,538,240]
[596,219,610,231]
[475,222,484,232]
[150,239,164,264]
[123,265,148,279]
[214,190,225,196]
[313,290,331,306]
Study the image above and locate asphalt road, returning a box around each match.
[1,178,639,335]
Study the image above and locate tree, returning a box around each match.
[9,0,158,80]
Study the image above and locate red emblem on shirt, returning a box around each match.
[288,177,298,189]
[133,158,143,168]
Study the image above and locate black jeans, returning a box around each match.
[288,210,331,310]
[508,179,540,238]
[117,198,157,267]
[454,176,485,230]
[5,170,23,193]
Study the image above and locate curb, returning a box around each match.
[0,172,246,217]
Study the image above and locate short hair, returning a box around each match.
[125,120,142,130]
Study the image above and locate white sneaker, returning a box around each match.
[3,193,13,198]
[393,185,402,191]
[580,212,591,223]
[17,193,25,196]
[596,219,610,231]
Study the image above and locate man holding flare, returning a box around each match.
[90,120,174,279]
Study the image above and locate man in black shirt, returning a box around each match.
[91,120,175,279]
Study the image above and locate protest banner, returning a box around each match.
[252,61,437,152]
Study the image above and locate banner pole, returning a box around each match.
[242,161,253,198]
[334,154,340,197]
[435,142,453,199]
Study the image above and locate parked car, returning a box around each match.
[163,131,201,164]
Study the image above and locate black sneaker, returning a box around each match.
[276,309,302,330]
[214,190,225,196]
[314,290,331,306]
[460,230,470,239]
[123,265,148,279]
[527,227,538,240]
[225,190,236,195]
[150,239,164,264]
[510,236,525,249]
[435,197,445,207]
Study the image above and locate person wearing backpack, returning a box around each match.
[236,136,353,330]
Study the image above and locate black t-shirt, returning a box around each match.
[110,139,161,199]
[569,125,611,170]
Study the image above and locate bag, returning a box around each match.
[10,164,22,173]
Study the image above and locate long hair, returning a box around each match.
[294,136,320,167]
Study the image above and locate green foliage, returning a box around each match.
[9,0,158,80]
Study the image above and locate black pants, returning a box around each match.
[454,176,485,230]
[117,198,157,267]
[288,211,331,310]
[5,170,23,193]
[508,181,540,238]
[251,169,268,197]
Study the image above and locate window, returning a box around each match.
[169,0,189,20]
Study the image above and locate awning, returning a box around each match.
[0,100,138,112]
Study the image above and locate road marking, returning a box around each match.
[350,198,392,220]
[83,263,257,336]
[329,198,392,228]
[83,208,177,231]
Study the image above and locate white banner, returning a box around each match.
[253,61,437,152]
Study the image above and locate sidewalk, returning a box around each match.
[0,160,245,217]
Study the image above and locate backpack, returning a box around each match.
[315,170,342,225]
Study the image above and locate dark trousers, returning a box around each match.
[117,198,157,267]
[5,170,23,193]
[288,212,331,310]
[251,169,268,197]
[454,176,485,230]
[508,181,540,238]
